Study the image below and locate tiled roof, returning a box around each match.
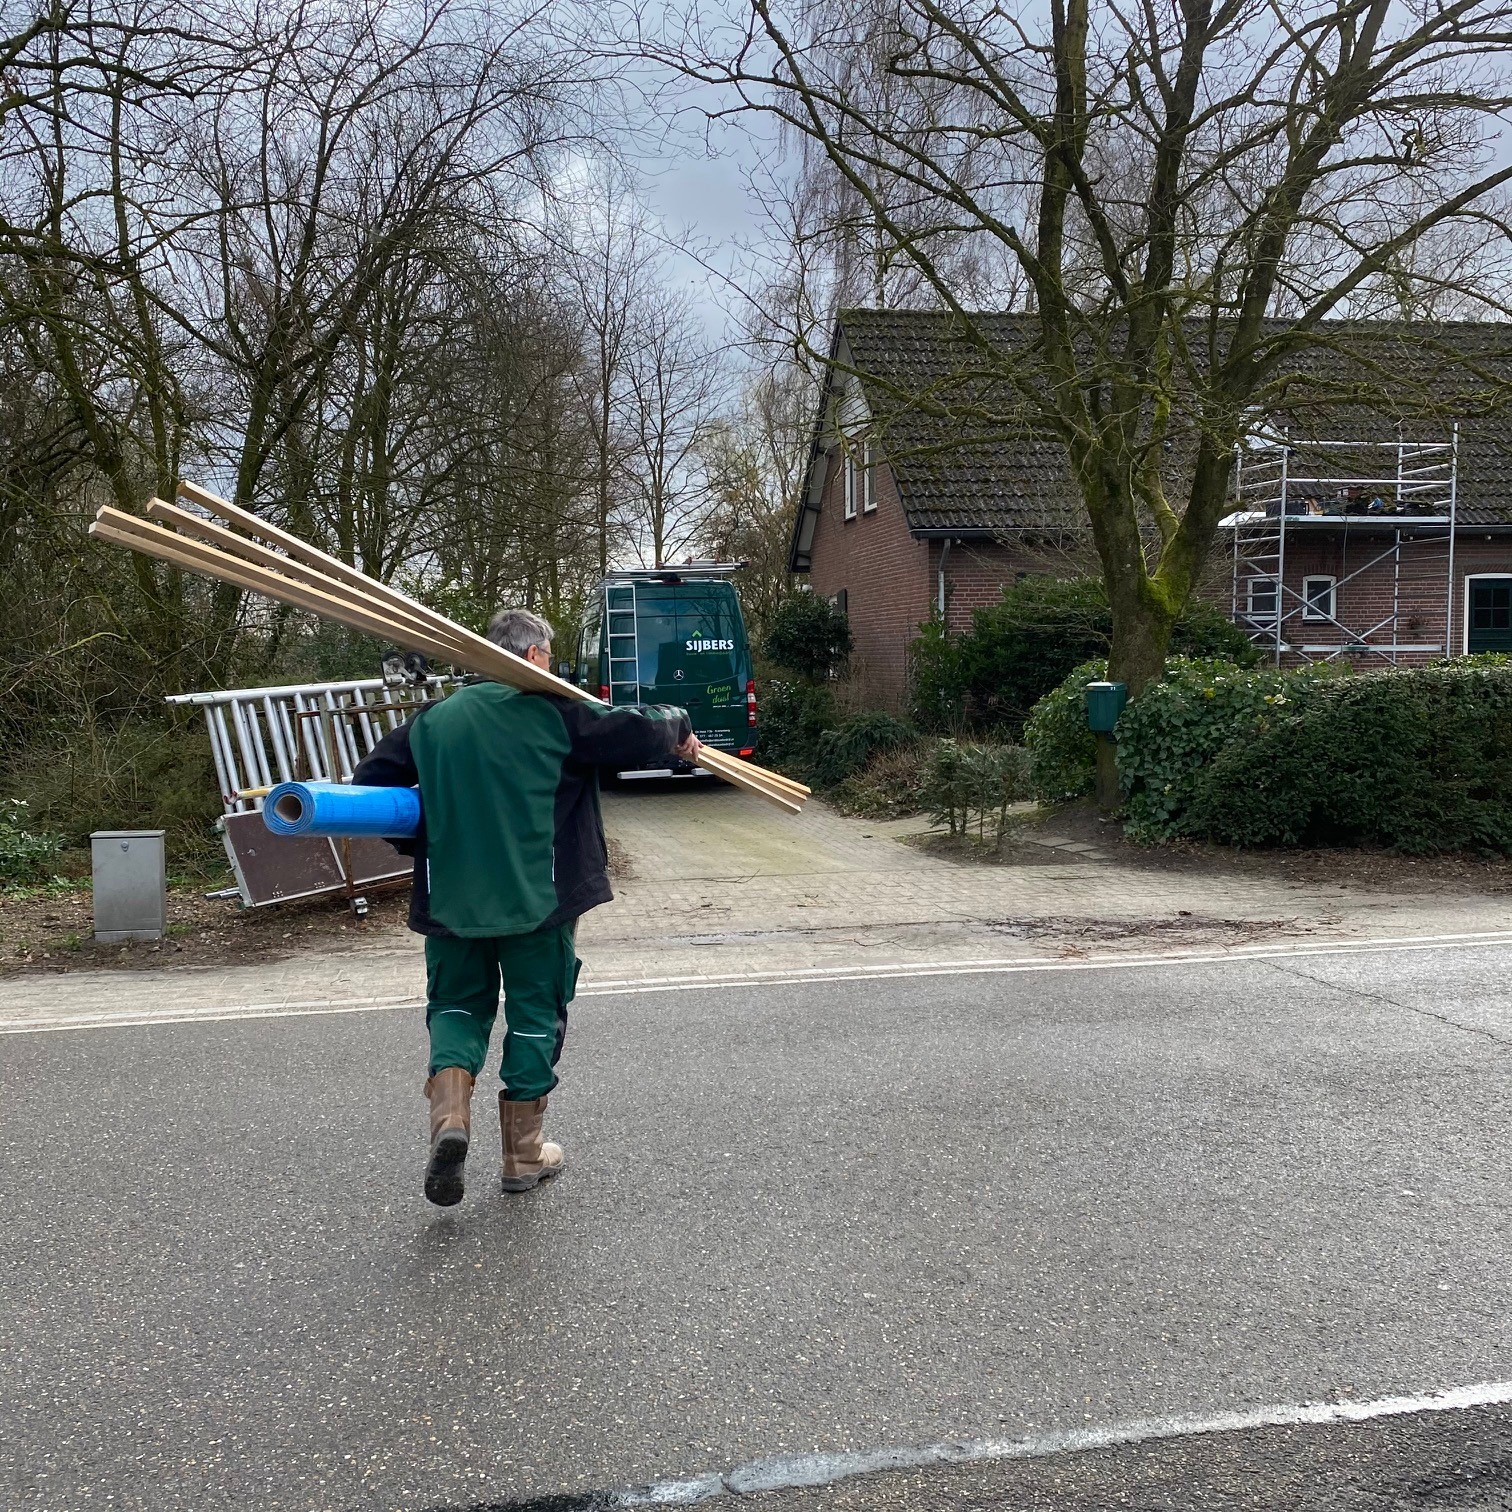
[834,309,1512,531]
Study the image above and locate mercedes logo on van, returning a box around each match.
[674,669,684,679]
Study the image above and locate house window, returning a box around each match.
[861,441,876,513]
[1247,576,1278,619]
[1468,577,1512,653]
[1302,575,1336,622]
[842,452,857,520]
[833,588,848,615]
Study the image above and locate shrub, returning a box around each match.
[1173,601,1269,662]
[921,739,1030,844]
[1182,662,1512,853]
[829,741,935,819]
[947,577,1112,734]
[1,717,223,875]
[808,711,916,790]
[906,616,968,732]
[1116,659,1318,841]
[1025,654,1512,855]
[908,576,1258,735]
[1022,654,1312,817]
[0,799,64,886]
[756,678,839,777]
[763,592,853,682]
[1023,658,1106,802]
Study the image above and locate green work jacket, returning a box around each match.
[353,682,689,937]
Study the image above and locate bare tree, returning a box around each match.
[421,259,603,628]
[173,0,577,521]
[553,177,660,575]
[636,0,1512,797]
[0,0,614,843]
[697,362,813,638]
[623,288,726,565]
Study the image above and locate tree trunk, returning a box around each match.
[1095,590,1178,810]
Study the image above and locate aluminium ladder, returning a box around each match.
[605,582,641,703]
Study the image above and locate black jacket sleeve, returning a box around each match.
[352,716,423,853]
[554,698,692,770]
[352,717,418,787]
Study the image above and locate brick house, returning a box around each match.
[790,309,1512,709]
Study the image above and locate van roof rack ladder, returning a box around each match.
[605,581,641,702]
[602,562,744,583]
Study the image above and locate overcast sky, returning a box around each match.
[612,61,787,342]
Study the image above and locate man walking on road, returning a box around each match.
[354,608,699,1207]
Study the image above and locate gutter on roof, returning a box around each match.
[909,526,1013,540]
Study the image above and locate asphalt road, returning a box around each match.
[1,939,1510,1511]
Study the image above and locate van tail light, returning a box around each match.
[746,679,757,727]
[738,747,754,758]
[599,684,611,703]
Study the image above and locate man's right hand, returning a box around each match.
[675,733,702,762]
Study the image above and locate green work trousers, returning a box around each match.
[424,922,581,1102]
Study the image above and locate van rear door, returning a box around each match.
[633,585,746,751]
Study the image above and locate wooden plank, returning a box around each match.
[99,500,808,813]
[175,481,578,701]
[173,483,811,798]
[715,756,811,798]
[91,513,467,667]
[692,747,803,812]
[145,499,468,656]
[692,743,811,798]
[697,747,808,803]
[174,484,809,802]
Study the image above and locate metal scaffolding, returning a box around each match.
[1226,428,1459,665]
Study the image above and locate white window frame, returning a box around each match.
[842,451,857,520]
[1246,575,1279,620]
[1301,575,1336,622]
[1463,572,1512,654]
[861,440,876,513]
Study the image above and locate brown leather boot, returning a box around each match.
[499,1093,564,1193]
[423,1067,475,1207]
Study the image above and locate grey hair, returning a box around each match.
[486,608,554,658]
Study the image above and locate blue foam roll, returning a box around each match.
[262,781,421,839]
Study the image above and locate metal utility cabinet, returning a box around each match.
[91,829,167,941]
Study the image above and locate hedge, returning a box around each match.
[1024,655,1512,854]
[1180,661,1512,853]
[1116,660,1333,840]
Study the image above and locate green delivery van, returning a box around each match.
[574,565,758,775]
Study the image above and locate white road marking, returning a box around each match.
[613,1379,1512,1505]
[581,929,1512,996]
[0,994,422,1034]
[3,929,1511,1035]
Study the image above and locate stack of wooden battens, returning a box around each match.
[89,484,810,814]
